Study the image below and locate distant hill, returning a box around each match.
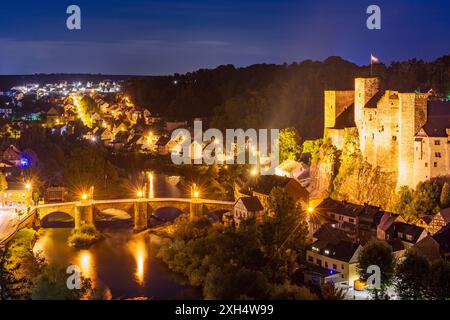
[123,55,450,139]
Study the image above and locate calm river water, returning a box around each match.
[33,173,202,300]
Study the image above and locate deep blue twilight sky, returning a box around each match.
[1,0,450,75]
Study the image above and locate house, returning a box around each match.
[1,181,33,208]
[315,198,364,239]
[275,159,308,180]
[305,224,362,287]
[377,214,427,249]
[44,186,68,203]
[246,175,309,209]
[416,208,450,235]
[46,106,63,125]
[2,145,22,167]
[409,235,443,262]
[156,136,178,155]
[0,161,13,176]
[232,196,264,228]
[432,224,450,259]
[164,121,187,132]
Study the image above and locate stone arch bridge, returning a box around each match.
[34,198,234,231]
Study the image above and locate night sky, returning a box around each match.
[1,0,450,75]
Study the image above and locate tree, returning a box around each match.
[440,182,450,208]
[357,240,395,299]
[320,282,346,300]
[427,259,450,300]
[395,251,430,300]
[278,127,302,162]
[261,187,308,282]
[31,264,91,300]
[412,181,441,215]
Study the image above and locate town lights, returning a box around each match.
[250,168,258,176]
[137,190,144,198]
[81,193,88,201]
[25,182,32,190]
[308,206,314,214]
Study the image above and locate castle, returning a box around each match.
[324,77,450,189]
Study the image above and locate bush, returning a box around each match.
[1,228,43,299]
[68,225,101,248]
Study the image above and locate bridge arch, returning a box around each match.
[41,211,75,228]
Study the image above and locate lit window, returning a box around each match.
[324,250,330,255]
[435,140,441,145]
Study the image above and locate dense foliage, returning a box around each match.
[68,225,102,248]
[0,229,42,299]
[157,188,312,300]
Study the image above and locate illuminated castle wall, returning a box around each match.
[324,77,450,189]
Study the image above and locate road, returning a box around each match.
[0,208,20,244]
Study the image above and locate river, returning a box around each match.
[33,173,202,300]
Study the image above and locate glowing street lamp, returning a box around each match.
[307,206,314,214]
[25,182,32,190]
[81,193,88,201]
[192,183,200,199]
[137,190,144,198]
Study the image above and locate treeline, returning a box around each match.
[124,55,450,139]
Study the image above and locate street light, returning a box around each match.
[137,190,144,198]
[307,206,314,214]
[25,182,32,190]
[81,193,88,201]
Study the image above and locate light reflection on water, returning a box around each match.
[32,173,200,299]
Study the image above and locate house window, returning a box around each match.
[425,162,428,167]
[434,162,438,167]
[435,140,441,145]
[333,264,337,270]
[349,218,355,224]
[325,261,329,268]
[406,235,413,241]
[308,256,313,262]
[398,232,403,239]
[435,152,442,158]
[341,264,345,270]
[392,136,397,141]
[316,259,322,267]
[339,216,343,221]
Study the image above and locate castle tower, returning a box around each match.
[397,93,428,189]
[354,78,380,128]
[354,78,381,156]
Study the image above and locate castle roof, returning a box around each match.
[420,101,450,137]
[333,103,356,129]
[364,91,384,108]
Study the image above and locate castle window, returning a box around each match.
[434,162,438,167]
[392,136,397,141]
[435,152,442,158]
[435,140,441,145]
